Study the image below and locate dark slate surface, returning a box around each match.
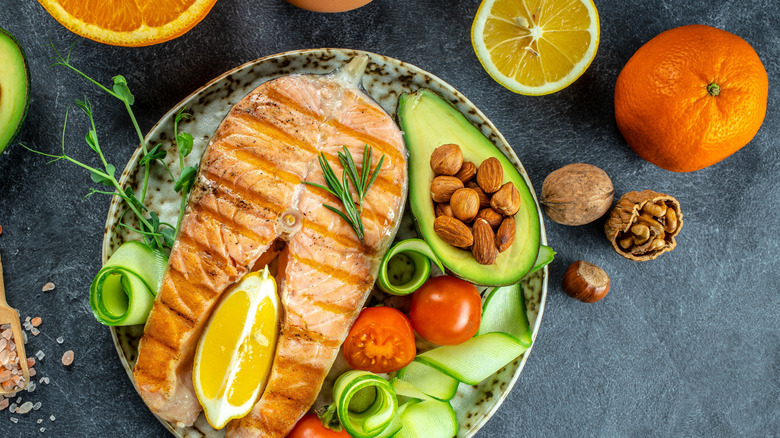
[0,0,778,436]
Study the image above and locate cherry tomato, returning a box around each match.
[288,414,350,438]
[343,306,416,373]
[409,276,482,345]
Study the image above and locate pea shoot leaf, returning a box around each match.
[90,163,115,187]
[111,75,134,105]
[139,144,167,166]
[174,166,197,193]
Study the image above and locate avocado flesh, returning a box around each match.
[0,28,30,154]
[397,89,540,286]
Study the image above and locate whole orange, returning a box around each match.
[614,24,768,172]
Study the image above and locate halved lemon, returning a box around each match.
[36,0,218,47]
[193,268,280,429]
[471,0,600,95]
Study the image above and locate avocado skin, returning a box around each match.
[0,27,31,154]
[397,89,541,286]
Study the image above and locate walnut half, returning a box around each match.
[604,190,683,261]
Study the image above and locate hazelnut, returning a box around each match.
[430,144,463,176]
[476,157,503,193]
[540,163,614,226]
[561,261,610,303]
[450,188,480,223]
[430,176,464,203]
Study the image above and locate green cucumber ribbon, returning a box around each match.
[89,241,168,326]
[378,239,445,296]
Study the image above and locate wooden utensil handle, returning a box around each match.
[0,251,7,305]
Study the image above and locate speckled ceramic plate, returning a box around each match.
[102,48,548,438]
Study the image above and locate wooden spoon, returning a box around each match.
[0,250,29,394]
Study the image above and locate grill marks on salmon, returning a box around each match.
[132,58,407,434]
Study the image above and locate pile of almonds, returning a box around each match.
[429,144,521,265]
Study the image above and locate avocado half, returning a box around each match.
[0,27,30,154]
[397,89,540,286]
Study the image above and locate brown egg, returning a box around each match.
[285,0,373,13]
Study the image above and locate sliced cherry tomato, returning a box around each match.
[409,276,482,345]
[288,414,350,438]
[343,306,416,373]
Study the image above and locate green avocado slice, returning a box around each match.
[0,27,30,154]
[397,89,540,286]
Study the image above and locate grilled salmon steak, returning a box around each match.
[132,56,407,436]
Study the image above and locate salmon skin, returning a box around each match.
[132,55,407,436]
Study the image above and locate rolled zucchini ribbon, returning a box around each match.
[377,239,445,296]
[89,241,168,326]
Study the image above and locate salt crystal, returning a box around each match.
[29,368,36,377]
[40,427,45,432]
[35,351,44,361]
[15,397,21,403]
[41,377,49,385]
[30,328,40,336]
[27,382,36,393]
[18,401,33,414]
[33,401,41,410]
[30,317,41,327]
[0,338,6,350]
[10,417,18,423]
[24,317,30,323]
[37,418,43,424]
[1,329,11,339]
[9,402,17,412]
[27,358,35,368]
[0,398,7,411]
[49,415,55,421]
[0,324,8,330]
[42,282,55,292]
[55,337,63,344]
[61,350,74,366]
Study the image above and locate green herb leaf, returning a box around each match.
[139,144,167,166]
[309,147,385,244]
[85,129,99,153]
[176,132,193,157]
[90,164,116,187]
[160,227,176,248]
[112,75,135,105]
[174,166,197,193]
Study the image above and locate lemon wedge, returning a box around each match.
[193,267,280,429]
[471,0,600,95]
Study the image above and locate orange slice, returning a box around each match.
[36,0,218,47]
[471,0,600,95]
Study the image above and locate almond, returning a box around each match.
[490,182,521,216]
[467,181,491,208]
[450,188,479,223]
[476,157,503,193]
[476,208,503,229]
[435,203,453,218]
[472,218,497,265]
[430,144,463,176]
[434,216,473,248]
[454,161,477,183]
[430,176,464,203]
[496,216,516,252]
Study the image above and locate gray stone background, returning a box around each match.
[0,0,778,436]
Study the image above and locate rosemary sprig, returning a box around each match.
[305,145,385,244]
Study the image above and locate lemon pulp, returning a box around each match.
[472,0,600,95]
[193,268,280,429]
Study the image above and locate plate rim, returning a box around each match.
[102,47,549,437]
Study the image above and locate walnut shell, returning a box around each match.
[541,163,614,226]
[604,190,683,261]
